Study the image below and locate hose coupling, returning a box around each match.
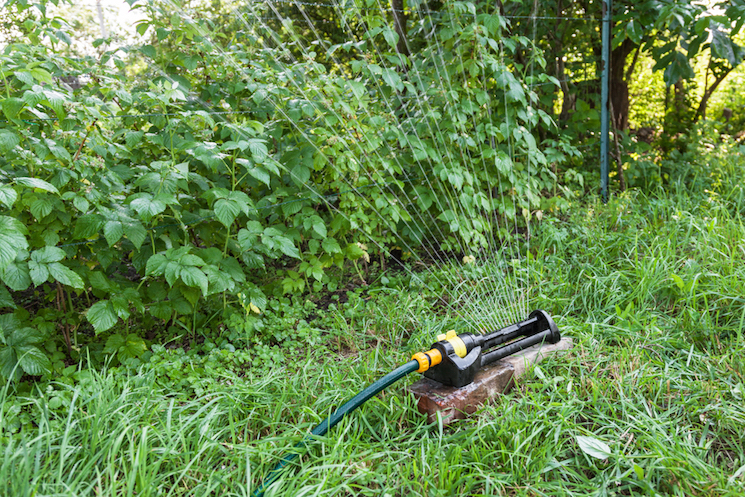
[412,348,443,373]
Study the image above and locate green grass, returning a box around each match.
[3,148,745,496]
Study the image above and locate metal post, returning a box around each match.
[96,0,108,39]
[600,0,611,202]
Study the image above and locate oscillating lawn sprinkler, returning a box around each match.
[414,309,561,386]
[255,310,561,495]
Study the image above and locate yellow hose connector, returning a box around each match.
[412,348,443,373]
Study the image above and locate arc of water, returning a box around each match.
[133,0,543,334]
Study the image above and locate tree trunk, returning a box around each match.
[391,0,409,58]
[609,38,635,131]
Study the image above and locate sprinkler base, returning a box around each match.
[408,337,573,426]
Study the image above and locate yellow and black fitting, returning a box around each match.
[411,348,443,373]
[423,330,483,387]
[436,330,467,358]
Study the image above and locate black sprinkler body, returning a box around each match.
[423,310,561,387]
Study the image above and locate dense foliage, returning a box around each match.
[0,0,743,382]
[0,0,577,379]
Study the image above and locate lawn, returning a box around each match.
[2,150,745,496]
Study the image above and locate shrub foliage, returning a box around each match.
[0,0,579,378]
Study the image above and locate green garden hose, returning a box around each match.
[254,359,420,496]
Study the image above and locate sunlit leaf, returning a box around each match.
[576,436,612,460]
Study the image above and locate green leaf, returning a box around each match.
[248,166,271,187]
[72,196,89,212]
[74,214,103,240]
[110,333,147,361]
[381,69,403,91]
[237,228,257,251]
[156,27,170,41]
[203,265,234,294]
[1,97,25,119]
[29,67,53,84]
[31,246,65,264]
[7,327,44,347]
[29,262,50,286]
[507,80,525,103]
[220,257,245,283]
[2,261,31,291]
[112,293,135,318]
[0,185,17,209]
[104,220,124,246]
[247,286,267,312]
[0,239,16,270]
[165,262,181,286]
[322,237,341,254]
[0,313,20,334]
[0,284,15,309]
[274,236,300,259]
[48,263,84,289]
[15,177,59,194]
[130,194,166,220]
[30,197,53,220]
[136,21,149,36]
[345,243,366,260]
[626,20,643,44]
[383,27,399,49]
[348,80,366,100]
[87,300,118,333]
[88,271,113,292]
[0,347,18,379]
[711,24,742,66]
[149,301,173,321]
[214,198,241,227]
[123,220,147,250]
[145,253,168,276]
[671,273,685,291]
[14,71,34,86]
[290,163,310,187]
[0,130,20,153]
[55,29,71,45]
[45,138,71,161]
[180,266,209,296]
[247,139,268,161]
[42,89,66,119]
[170,296,192,315]
[311,217,327,238]
[179,254,204,267]
[16,345,51,375]
[141,44,156,58]
[663,51,695,86]
[281,199,303,216]
[0,217,27,249]
[125,131,144,147]
[576,436,612,460]
[104,333,125,354]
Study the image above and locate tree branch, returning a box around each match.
[694,68,732,123]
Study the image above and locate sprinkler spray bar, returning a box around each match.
[413,310,561,387]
